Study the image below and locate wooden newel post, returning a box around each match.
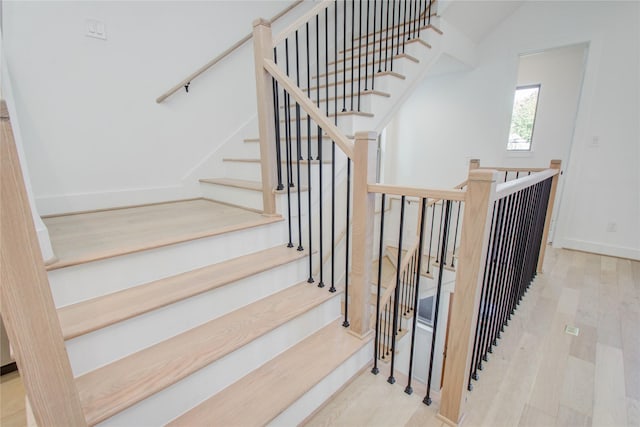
[536,159,561,273]
[252,19,278,216]
[438,169,498,426]
[1,102,87,426]
[349,131,377,339]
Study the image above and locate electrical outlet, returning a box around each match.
[85,19,107,40]
[606,222,617,232]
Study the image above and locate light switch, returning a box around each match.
[86,19,107,40]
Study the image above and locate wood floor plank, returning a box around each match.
[168,320,369,427]
[518,403,556,427]
[58,245,307,339]
[593,343,628,426]
[44,199,282,270]
[75,282,340,425]
[556,404,591,427]
[568,323,597,364]
[559,355,594,418]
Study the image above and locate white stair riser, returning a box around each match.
[49,220,287,307]
[200,183,266,211]
[223,160,332,184]
[243,139,337,160]
[67,256,310,376]
[304,73,402,98]
[269,341,372,427]
[96,296,342,427]
[313,57,409,83]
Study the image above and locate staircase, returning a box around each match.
[3,1,472,426]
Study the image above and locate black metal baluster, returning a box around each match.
[384,0,390,71]
[424,200,451,405]
[371,0,377,89]
[435,202,444,264]
[388,195,406,384]
[350,0,356,111]
[427,0,432,25]
[330,3,338,294]
[317,15,325,288]
[402,0,411,53]
[487,198,509,350]
[390,0,396,70]
[372,193,386,375]
[295,31,304,252]
[481,199,505,359]
[477,201,502,369]
[357,0,363,111]
[404,198,427,394]
[364,0,370,92]
[398,0,404,55]
[407,0,413,42]
[468,203,497,388]
[343,159,351,327]
[283,39,294,248]
[343,0,347,112]
[426,202,435,274]
[272,49,283,191]
[306,23,314,282]
[450,201,461,267]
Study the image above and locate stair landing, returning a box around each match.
[43,199,281,270]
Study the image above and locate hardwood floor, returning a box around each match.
[43,199,280,270]
[306,247,639,427]
[2,248,638,426]
[0,372,25,427]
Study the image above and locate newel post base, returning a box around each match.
[348,131,377,338]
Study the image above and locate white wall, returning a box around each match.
[383,1,640,260]
[2,0,310,215]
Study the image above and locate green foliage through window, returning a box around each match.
[507,85,540,150]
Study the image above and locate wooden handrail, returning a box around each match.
[478,166,547,172]
[272,0,332,46]
[263,58,355,158]
[156,0,303,103]
[368,183,466,201]
[494,168,559,200]
[375,241,420,325]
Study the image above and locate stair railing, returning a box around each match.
[252,0,440,337]
[439,160,561,425]
[368,184,464,404]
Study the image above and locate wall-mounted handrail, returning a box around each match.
[156,0,303,104]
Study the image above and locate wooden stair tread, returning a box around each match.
[44,200,283,271]
[329,37,431,67]
[352,18,441,44]
[167,320,369,426]
[199,177,263,191]
[223,157,332,165]
[340,34,432,56]
[200,177,308,193]
[303,71,406,92]
[75,282,341,425]
[280,110,375,123]
[314,53,419,80]
[58,246,307,340]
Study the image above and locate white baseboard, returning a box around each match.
[554,238,640,261]
[35,184,198,216]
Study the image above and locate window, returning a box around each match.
[507,84,540,151]
[417,295,435,326]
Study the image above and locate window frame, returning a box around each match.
[507,83,541,151]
